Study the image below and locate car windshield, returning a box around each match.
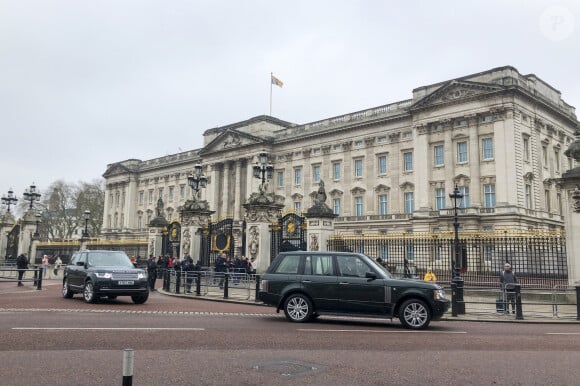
[368,255,392,278]
[87,252,133,267]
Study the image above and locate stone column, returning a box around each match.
[243,199,284,274]
[222,162,231,218]
[19,211,37,261]
[148,227,165,257]
[560,130,580,285]
[180,202,214,263]
[0,213,16,263]
[305,180,337,252]
[234,159,242,219]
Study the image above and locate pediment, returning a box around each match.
[102,163,133,178]
[199,129,268,156]
[412,80,505,110]
[374,184,390,193]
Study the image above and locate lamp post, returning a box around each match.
[252,152,274,190]
[23,183,41,210]
[449,185,465,315]
[1,188,18,213]
[187,163,208,200]
[33,211,42,239]
[82,210,91,239]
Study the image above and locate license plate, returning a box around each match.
[117,280,134,285]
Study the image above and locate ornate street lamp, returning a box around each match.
[449,184,464,315]
[187,163,208,200]
[252,152,274,188]
[23,183,41,210]
[82,210,91,239]
[33,211,42,239]
[1,188,18,213]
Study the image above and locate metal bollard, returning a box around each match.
[196,272,202,295]
[223,273,229,299]
[163,269,170,291]
[515,284,524,320]
[175,271,181,294]
[254,275,261,302]
[122,349,134,386]
[576,286,580,321]
[451,282,458,317]
[36,267,43,290]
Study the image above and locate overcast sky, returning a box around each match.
[1,0,579,206]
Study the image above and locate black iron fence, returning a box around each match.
[327,230,567,289]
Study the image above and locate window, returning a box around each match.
[435,188,446,210]
[333,144,342,151]
[542,145,548,166]
[554,149,560,172]
[337,255,368,278]
[146,213,152,225]
[402,131,412,139]
[294,168,302,185]
[404,192,414,214]
[378,155,387,175]
[139,191,144,205]
[545,190,551,212]
[115,193,120,208]
[148,190,154,204]
[333,198,341,216]
[557,193,562,215]
[482,138,494,160]
[458,186,470,208]
[275,255,301,274]
[109,194,113,208]
[481,114,493,123]
[180,185,185,200]
[377,136,387,143]
[294,201,302,212]
[523,136,530,161]
[304,254,334,276]
[525,184,532,209]
[168,186,174,202]
[277,171,284,187]
[313,148,321,155]
[457,142,468,163]
[137,215,143,230]
[354,196,364,217]
[355,140,363,147]
[455,119,468,126]
[312,165,321,182]
[434,145,444,166]
[378,194,388,215]
[484,184,496,207]
[332,162,341,180]
[158,188,164,199]
[403,152,413,172]
[354,159,363,177]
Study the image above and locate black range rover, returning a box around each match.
[259,251,449,329]
[62,250,149,304]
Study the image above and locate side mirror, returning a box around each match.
[76,261,85,267]
[365,272,377,280]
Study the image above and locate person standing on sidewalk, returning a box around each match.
[147,255,157,291]
[16,253,29,286]
[423,268,437,282]
[41,255,49,278]
[500,263,518,314]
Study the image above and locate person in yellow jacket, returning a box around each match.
[424,268,437,282]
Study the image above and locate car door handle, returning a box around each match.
[339,282,350,285]
[301,280,312,283]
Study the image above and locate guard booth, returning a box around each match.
[270,212,307,262]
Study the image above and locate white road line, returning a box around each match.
[545,333,580,335]
[13,327,205,331]
[297,329,467,334]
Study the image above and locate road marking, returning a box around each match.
[297,329,467,334]
[13,327,205,331]
[545,333,580,335]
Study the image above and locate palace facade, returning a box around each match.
[102,66,578,243]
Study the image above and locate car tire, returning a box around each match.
[83,281,98,303]
[283,293,313,323]
[62,279,74,299]
[399,298,431,330]
[131,293,149,304]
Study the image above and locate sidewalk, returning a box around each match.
[158,284,580,324]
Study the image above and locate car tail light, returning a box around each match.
[261,279,269,292]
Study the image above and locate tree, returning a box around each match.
[74,179,105,237]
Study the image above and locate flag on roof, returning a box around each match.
[271,74,283,88]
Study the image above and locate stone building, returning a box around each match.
[102,66,578,248]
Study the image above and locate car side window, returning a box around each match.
[304,254,333,276]
[337,255,368,278]
[274,255,301,274]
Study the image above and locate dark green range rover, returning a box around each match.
[259,251,449,329]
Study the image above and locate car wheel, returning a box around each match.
[131,293,149,304]
[62,279,74,299]
[399,299,431,330]
[283,293,313,323]
[83,281,98,303]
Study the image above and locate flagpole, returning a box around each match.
[269,72,273,116]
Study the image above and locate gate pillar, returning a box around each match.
[0,212,16,263]
[180,203,214,264]
[305,180,337,251]
[148,198,168,257]
[560,131,580,285]
[243,197,284,274]
[19,211,38,261]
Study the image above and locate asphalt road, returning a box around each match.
[1,281,579,385]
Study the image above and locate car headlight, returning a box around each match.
[138,273,146,280]
[95,272,112,279]
[434,289,446,300]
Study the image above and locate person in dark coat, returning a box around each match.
[16,253,29,287]
[214,254,227,288]
[147,255,157,291]
[500,262,518,314]
[182,255,195,293]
